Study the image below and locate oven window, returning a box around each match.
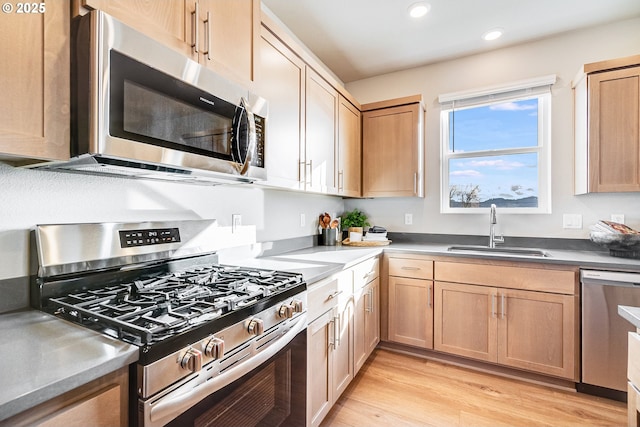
[164,331,306,427]
[123,80,232,155]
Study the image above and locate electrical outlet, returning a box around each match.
[232,214,242,232]
[611,214,625,224]
[562,214,582,229]
[404,213,413,225]
[300,213,306,227]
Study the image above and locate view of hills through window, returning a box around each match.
[447,98,540,208]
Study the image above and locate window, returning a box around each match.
[439,76,555,213]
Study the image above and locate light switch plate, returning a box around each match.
[611,214,625,224]
[404,213,413,225]
[562,214,582,229]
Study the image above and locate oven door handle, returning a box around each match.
[146,313,307,427]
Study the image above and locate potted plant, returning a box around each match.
[341,209,370,242]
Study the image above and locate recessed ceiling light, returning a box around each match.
[408,2,430,18]
[482,28,503,41]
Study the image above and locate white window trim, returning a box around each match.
[439,76,555,214]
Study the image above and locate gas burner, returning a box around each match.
[45,263,304,347]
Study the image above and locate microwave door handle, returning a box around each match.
[237,98,255,175]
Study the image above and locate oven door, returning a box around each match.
[139,315,307,427]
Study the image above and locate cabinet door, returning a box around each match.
[81,0,189,56]
[337,96,361,197]
[388,277,433,349]
[353,283,366,373]
[197,0,258,85]
[257,27,305,189]
[307,309,334,427]
[588,66,640,192]
[333,299,353,399]
[305,68,338,194]
[365,277,381,355]
[434,282,497,362]
[332,270,353,399]
[362,103,423,197]
[0,0,69,162]
[497,289,578,380]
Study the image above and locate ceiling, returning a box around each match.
[262,0,640,83]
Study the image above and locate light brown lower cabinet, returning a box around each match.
[354,277,380,372]
[307,272,354,427]
[388,276,433,349]
[1,366,128,427]
[307,257,380,427]
[434,280,578,380]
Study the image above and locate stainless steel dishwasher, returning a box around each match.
[580,269,640,401]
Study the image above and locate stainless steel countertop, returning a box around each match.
[0,310,138,421]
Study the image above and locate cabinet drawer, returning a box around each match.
[389,257,433,280]
[308,276,339,322]
[630,332,640,388]
[353,257,379,286]
[434,261,577,295]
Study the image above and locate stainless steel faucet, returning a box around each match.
[489,204,504,248]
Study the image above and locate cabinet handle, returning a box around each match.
[191,2,199,53]
[413,172,418,195]
[363,271,375,280]
[329,318,336,348]
[491,294,497,318]
[203,11,211,61]
[334,314,341,347]
[401,266,420,271]
[366,288,374,313]
[307,160,313,187]
[501,294,506,319]
[338,170,344,192]
[427,284,432,309]
[327,290,342,300]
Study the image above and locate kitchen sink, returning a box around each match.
[447,245,550,257]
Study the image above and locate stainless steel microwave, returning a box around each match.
[49,10,267,184]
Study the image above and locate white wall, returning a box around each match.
[345,17,640,239]
[0,163,343,280]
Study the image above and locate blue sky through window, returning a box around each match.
[447,98,540,206]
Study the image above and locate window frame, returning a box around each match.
[439,77,554,214]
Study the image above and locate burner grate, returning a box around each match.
[45,264,303,346]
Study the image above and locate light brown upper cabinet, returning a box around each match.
[257,25,306,190]
[304,68,338,194]
[574,55,640,194]
[0,0,69,163]
[337,96,362,197]
[362,95,425,197]
[77,0,258,86]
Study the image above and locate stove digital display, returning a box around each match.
[119,228,181,248]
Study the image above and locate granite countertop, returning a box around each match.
[0,310,138,421]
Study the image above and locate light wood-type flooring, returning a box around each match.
[321,348,627,427]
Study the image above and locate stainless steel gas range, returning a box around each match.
[30,220,307,427]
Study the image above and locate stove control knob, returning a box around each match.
[248,318,264,336]
[292,299,304,313]
[180,348,203,373]
[204,337,225,359]
[278,304,294,319]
